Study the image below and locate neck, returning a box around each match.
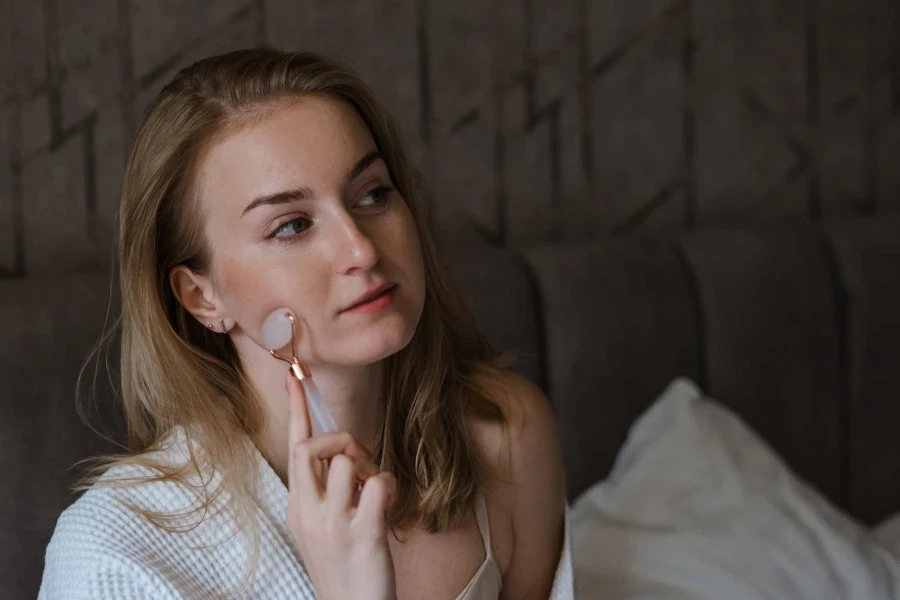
[299,361,384,451]
[233,332,384,484]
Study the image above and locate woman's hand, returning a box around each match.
[284,370,397,600]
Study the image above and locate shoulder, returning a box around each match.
[469,368,564,486]
[45,460,176,556]
[40,478,170,598]
[468,369,566,595]
[40,438,216,589]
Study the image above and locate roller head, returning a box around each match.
[262,308,294,351]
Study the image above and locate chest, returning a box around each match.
[389,513,492,600]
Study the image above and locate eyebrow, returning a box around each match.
[241,150,384,217]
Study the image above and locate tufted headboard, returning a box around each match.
[3,216,900,598]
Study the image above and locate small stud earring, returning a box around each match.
[207,323,214,330]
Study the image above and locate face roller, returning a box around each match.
[262,309,338,435]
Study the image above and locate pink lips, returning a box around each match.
[341,284,396,315]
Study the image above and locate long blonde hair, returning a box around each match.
[77,48,509,591]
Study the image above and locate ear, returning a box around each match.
[169,265,226,328]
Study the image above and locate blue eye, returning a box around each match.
[272,217,310,239]
[358,186,393,208]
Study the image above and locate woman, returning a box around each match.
[40,48,571,599]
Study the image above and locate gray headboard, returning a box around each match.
[2,216,900,598]
[445,215,900,526]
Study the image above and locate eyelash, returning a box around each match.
[268,185,395,241]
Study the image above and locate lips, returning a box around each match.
[342,283,396,313]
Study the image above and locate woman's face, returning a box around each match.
[193,95,426,367]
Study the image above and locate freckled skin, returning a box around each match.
[195,96,426,367]
[172,93,564,600]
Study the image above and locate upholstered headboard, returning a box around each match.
[2,216,900,598]
[445,215,900,525]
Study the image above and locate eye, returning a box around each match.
[271,217,311,239]
[357,186,394,209]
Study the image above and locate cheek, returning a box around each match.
[217,250,326,329]
[213,255,239,296]
[215,253,284,314]
[409,236,426,291]
[385,218,427,318]
[399,216,426,288]
[388,201,422,255]
[214,257,260,315]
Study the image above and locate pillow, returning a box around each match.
[875,514,900,557]
[570,378,900,600]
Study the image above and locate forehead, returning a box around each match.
[195,95,377,208]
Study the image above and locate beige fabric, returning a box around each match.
[455,493,503,600]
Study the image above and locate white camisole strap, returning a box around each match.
[454,493,502,600]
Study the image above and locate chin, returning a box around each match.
[336,312,420,366]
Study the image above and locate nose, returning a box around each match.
[332,217,380,275]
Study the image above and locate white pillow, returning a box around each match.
[875,514,900,557]
[570,378,900,600]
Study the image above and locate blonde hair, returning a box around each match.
[76,48,509,592]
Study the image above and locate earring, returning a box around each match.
[219,318,228,334]
[207,323,214,330]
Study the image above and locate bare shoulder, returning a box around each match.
[468,368,561,481]
[467,368,566,597]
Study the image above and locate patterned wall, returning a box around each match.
[1,0,898,277]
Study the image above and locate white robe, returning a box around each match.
[39,428,574,599]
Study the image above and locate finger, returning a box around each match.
[291,440,326,503]
[287,369,312,494]
[357,442,375,461]
[326,454,380,509]
[303,430,371,463]
[291,430,374,503]
[288,369,312,445]
[355,472,396,533]
[326,455,358,510]
[287,372,321,504]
